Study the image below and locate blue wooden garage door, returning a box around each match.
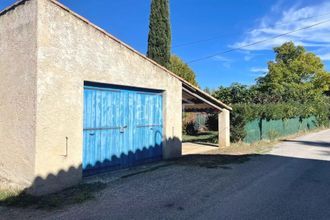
[83,85,163,174]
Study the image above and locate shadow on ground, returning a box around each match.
[282,140,330,148]
[0,153,255,210]
[1,149,330,219]
[172,154,254,169]
[0,166,107,210]
[2,138,329,213]
[0,137,182,210]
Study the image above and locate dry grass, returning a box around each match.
[174,154,252,169]
[0,182,107,210]
[206,127,328,156]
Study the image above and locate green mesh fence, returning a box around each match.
[195,113,207,128]
[244,116,318,143]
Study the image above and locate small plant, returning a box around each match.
[267,130,280,141]
[206,113,218,131]
[183,121,198,135]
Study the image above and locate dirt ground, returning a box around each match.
[1,129,329,220]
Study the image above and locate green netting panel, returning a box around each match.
[300,116,318,130]
[244,119,261,143]
[195,113,207,128]
[262,118,284,140]
[244,116,319,143]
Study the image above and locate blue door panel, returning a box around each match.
[83,86,163,174]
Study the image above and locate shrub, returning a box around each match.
[205,114,218,131]
[230,99,330,142]
[183,121,198,135]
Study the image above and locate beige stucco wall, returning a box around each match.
[219,109,230,147]
[0,0,38,190]
[31,0,182,194]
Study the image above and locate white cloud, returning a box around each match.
[270,0,286,13]
[232,1,330,61]
[213,55,231,62]
[319,53,330,61]
[213,55,233,68]
[239,51,267,61]
[244,55,253,61]
[249,67,268,78]
[250,67,268,73]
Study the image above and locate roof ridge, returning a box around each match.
[0,0,29,16]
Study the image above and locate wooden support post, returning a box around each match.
[218,109,230,147]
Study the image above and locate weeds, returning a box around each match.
[0,182,107,210]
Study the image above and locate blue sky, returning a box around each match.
[1,0,330,89]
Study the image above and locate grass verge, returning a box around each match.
[174,154,252,169]
[183,131,218,144]
[0,182,107,210]
[210,127,329,155]
[184,127,329,156]
[179,128,328,168]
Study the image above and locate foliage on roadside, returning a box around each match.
[210,42,330,142]
[168,55,198,86]
[256,42,330,103]
[213,42,330,105]
[213,83,258,105]
[230,99,330,141]
[205,113,218,131]
[183,121,198,135]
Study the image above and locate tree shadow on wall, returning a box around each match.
[7,137,330,211]
[0,135,248,210]
[0,152,252,211]
[0,136,180,210]
[83,131,176,176]
[0,165,107,210]
[1,138,330,216]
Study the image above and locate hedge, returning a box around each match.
[230,100,330,142]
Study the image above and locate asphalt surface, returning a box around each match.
[1,129,330,220]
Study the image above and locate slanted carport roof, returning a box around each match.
[182,82,232,112]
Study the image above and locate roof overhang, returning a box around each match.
[182,82,232,113]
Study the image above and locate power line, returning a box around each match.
[173,12,330,49]
[186,18,330,64]
[173,33,236,48]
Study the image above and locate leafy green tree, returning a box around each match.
[168,55,198,86]
[147,0,171,68]
[212,83,256,104]
[204,87,213,94]
[210,42,330,143]
[256,42,330,103]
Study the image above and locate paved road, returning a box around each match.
[182,142,219,155]
[2,129,330,220]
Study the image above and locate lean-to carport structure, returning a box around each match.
[182,83,231,148]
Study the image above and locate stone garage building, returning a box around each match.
[0,0,231,195]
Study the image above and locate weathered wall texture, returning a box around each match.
[0,0,37,190]
[32,0,182,194]
[219,109,230,147]
[0,0,182,195]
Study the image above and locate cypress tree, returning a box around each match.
[147,0,171,68]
